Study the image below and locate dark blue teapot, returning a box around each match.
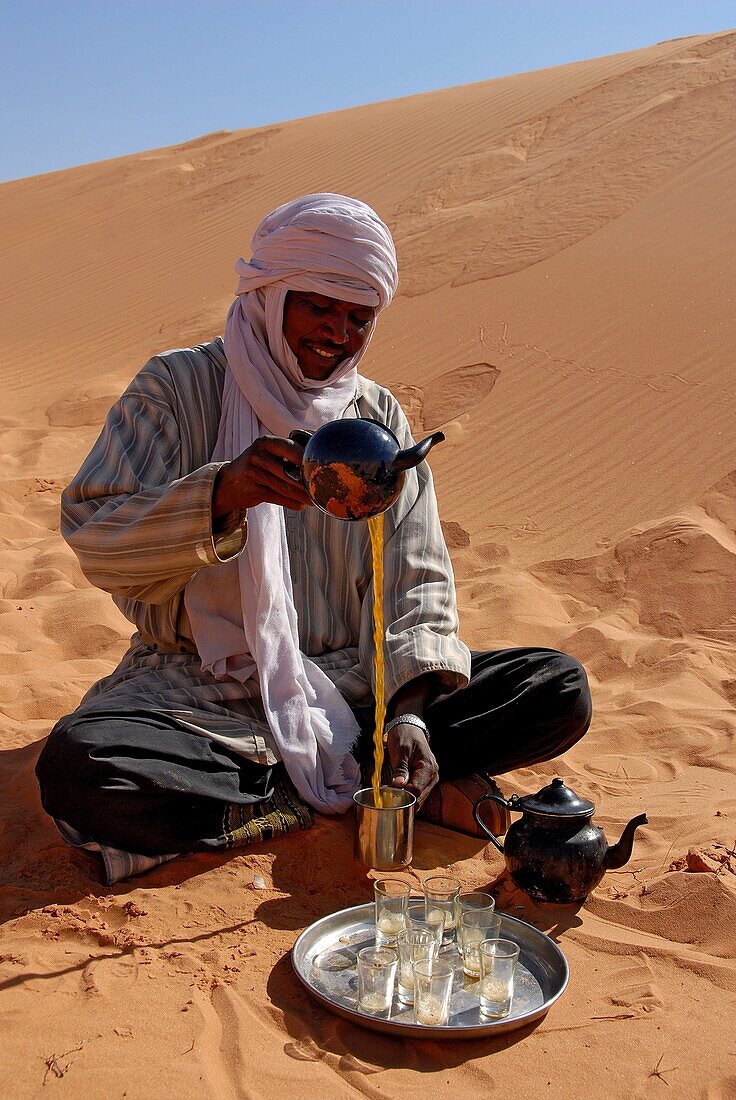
[287,419,445,521]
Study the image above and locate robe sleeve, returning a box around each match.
[358,387,471,702]
[61,357,246,606]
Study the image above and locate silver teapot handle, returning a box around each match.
[473,793,513,854]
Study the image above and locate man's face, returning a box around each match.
[282,291,376,380]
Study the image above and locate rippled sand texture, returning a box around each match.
[1,29,735,1100]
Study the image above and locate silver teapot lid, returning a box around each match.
[512,777,595,818]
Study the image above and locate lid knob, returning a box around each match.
[519,777,595,818]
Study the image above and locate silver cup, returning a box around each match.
[353,786,415,870]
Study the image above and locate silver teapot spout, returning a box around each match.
[604,813,649,870]
[473,777,648,904]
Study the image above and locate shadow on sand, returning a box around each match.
[266,951,544,1072]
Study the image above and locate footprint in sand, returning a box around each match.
[422,362,500,429]
[562,761,674,803]
[441,520,471,549]
[571,754,676,789]
[338,1054,382,1075]
[77,896,147,929]
[81,961,101,996]
[393,362,500,433]
[46,380,128,428]
[283,1039,380,1076]
[602,957,665,1017]
[284,1038,325,1063]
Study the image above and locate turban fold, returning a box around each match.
[234,192,398,310]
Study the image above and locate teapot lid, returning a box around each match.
[514,778,595,818]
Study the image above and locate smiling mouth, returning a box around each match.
[306,342,343,361]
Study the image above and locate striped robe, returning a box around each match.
[58,339,471,766]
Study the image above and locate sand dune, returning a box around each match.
[1,29,735,1099]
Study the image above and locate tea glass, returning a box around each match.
[357,946,398,1017]
[459,911,501,978]
[374,878,410,947]
[405,901,444,953]
[396,928,437,1005]
[478,938,521,1018]
[413,957,454,1026]
[423,875,461,945]
[456,892,495,957]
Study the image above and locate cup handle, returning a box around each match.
[473,794,511,854]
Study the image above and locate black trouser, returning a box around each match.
[36,648,591,855]
[427,648,591,778]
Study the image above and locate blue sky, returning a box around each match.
[2,0,734,182]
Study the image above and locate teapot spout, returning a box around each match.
[395,431,446,472]
[604,813,648,870]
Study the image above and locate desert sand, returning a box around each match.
[1,29,735,1098]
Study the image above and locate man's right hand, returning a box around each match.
[212,435,312,523]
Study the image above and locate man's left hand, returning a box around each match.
[385,723,438,807]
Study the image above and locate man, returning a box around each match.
[36,194,591,883]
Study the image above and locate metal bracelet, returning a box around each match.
[382,713,430,744]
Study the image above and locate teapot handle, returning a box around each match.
[289,429,312,448]
[473,793,512,854]
[284,430,312,484]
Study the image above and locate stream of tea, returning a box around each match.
[367,513,386,807]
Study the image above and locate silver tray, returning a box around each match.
[292,902,568,1039]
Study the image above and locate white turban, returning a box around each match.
[185,194,398,813]
[235,192,398,310]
